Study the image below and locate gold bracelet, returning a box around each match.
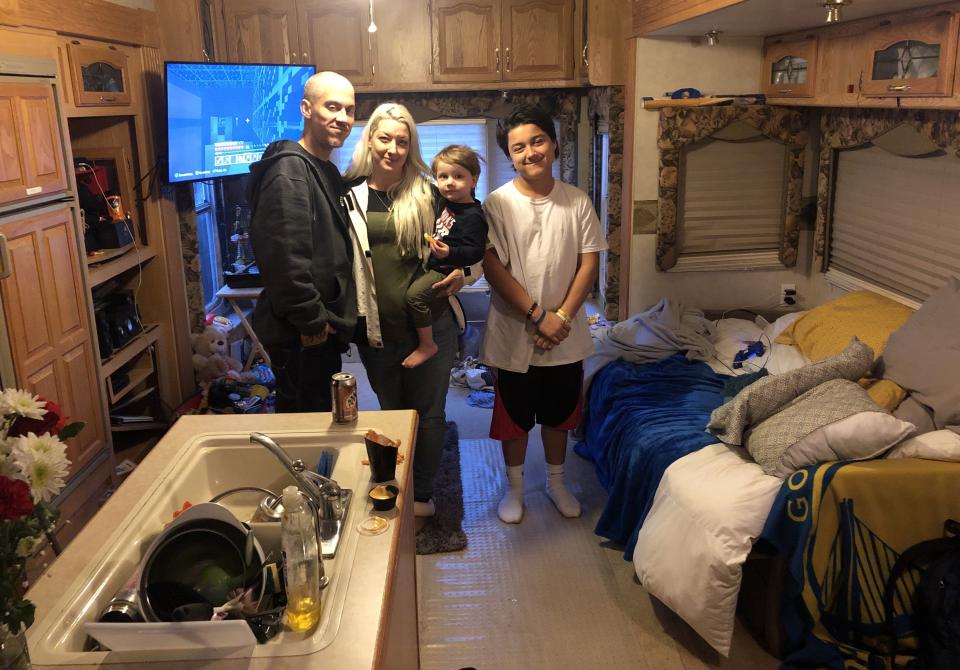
[556,308,572,324]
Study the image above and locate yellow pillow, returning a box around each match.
[776,290,914,362]
[862,378,908,411]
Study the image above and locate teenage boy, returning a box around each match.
[480,104,607,523]
[249,71,356,412]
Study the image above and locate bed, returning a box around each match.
[575,285,960,663]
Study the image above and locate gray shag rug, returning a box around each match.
[416,421,467,555]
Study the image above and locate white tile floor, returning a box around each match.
[345,356,780,670]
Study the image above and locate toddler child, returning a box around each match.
[402,145,488,368]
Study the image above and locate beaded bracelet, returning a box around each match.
[525,301,539,320]
[532,308,547,326]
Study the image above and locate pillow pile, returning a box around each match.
[873,276,960,433]
[776,290,914,409]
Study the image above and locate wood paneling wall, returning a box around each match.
[631,0,744,37]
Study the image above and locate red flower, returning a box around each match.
[8,400,63,438]
[0,476,34,520]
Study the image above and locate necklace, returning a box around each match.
[369,187,392,212]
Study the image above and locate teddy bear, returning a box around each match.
[191,325,250,384]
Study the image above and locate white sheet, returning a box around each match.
[634,313,809,656]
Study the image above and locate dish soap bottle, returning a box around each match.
[281,486,323,632]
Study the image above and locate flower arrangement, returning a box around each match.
[0,389,81,638]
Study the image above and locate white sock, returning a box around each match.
[497,465,524,523]
[545,463,581,518]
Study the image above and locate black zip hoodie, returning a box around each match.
[248,140,356,349]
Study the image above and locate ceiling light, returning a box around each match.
[705,30,721,47]
[820,0,851,23]
[368,0,377,33]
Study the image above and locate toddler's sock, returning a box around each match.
[497,465,524,523]
[545,463,581,518]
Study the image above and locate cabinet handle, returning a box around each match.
[582,43,589,67]
[495,47,500,72]
[0,233,10,280]
[887,84,911,92]
[778,88,793,94]
[505,47,511,72]
[303,52,308,63]
[291,52,298,63]
[99,95,117,102]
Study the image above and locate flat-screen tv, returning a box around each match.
[165,62,315,184]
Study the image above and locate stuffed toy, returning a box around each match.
[191,325,250,384]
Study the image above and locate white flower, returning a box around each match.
[0,437,24,480]
[0,389,46,420]
[13,446,69,502]
[14,432,67,459]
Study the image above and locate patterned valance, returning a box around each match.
[656,105,809,271]
[814,109,960,271]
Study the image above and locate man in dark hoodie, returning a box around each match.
[248,71,356,412]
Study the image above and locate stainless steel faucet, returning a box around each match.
[249,432,342,520]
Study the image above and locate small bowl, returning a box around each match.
[368,484,399,512]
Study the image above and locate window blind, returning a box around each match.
[679,137,786,255]
[830,144,960,302]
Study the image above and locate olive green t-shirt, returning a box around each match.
[366,190,423,343]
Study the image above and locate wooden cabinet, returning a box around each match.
[432,0,501,82]
[65,41,133,107]
[217,0,299,64]
[0,205,107,475]
[0,83,68,207]
[761,35,818,98]
[581,0,629,86]
[297,0,373,84]
[861,12,959,98]
[215,0,374,84]
[433,0,575,83]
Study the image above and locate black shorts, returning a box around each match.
[490,361,583,439]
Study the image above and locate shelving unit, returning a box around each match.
[99,322,159,377]
[86,244,157,287]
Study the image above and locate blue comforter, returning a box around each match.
[574,354,729,559]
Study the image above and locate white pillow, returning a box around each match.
[634,443,782,656]
[772,411,916,478]
[762,311,807,340]
[885,429,960,462]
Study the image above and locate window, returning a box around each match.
[193,180,223,310]
[331,118,559,200]
[674,134,787,271]
[828,143,960,304]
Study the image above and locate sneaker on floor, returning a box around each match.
[414,499,436,517]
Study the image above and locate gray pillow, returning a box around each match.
[745,379,915,478]
[708,337,874,445]
[874,276,960,430]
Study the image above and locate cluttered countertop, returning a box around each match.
[25,410,419,669]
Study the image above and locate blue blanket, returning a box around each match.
[574,354,729,559]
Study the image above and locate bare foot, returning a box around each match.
[402,342,438,368]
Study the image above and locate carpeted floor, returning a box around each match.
[415,421,467,555]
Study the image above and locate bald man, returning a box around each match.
[248,71,357,412]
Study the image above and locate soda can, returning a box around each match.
[331,372,358,423]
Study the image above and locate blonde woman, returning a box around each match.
[343,103,465,518]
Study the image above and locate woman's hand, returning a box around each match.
[432,268,465,297]
[536,311,571,344]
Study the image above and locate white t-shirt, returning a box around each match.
[480,179,607,373]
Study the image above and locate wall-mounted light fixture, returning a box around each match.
[820,0,851,23]
[368,0,378,33]
[705,30,721,47]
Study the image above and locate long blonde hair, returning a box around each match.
[344,103,433,256]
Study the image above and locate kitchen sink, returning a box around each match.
[27,428,371,666]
